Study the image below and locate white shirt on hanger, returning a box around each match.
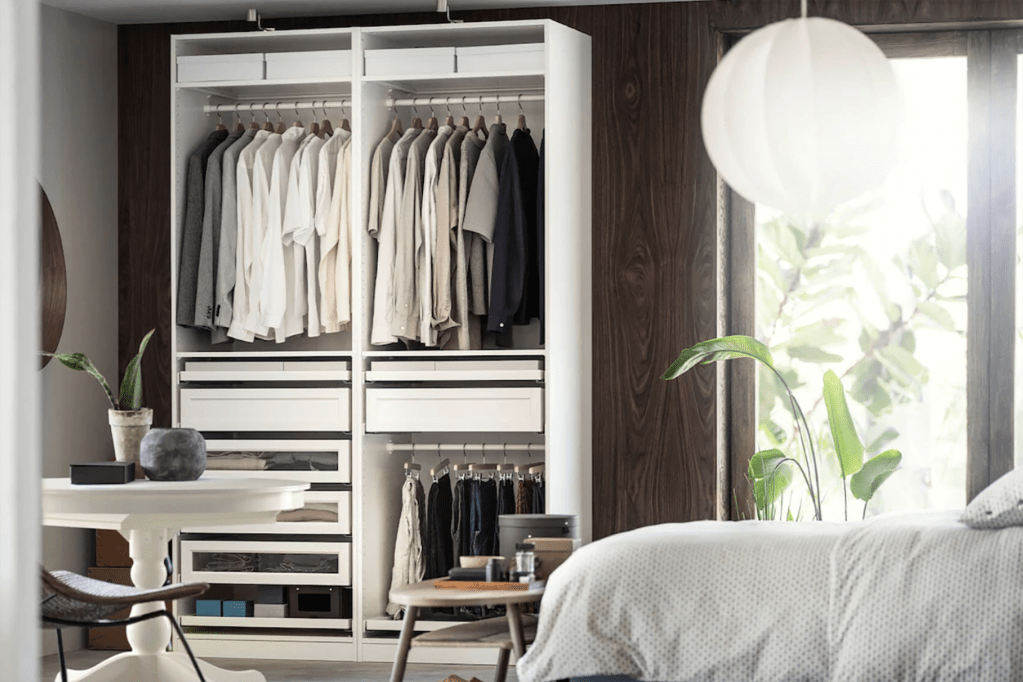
[244,131,282,337]
[315,129,351,334]
[281,132,318,334]
[259,126,307,341]
[419,125,453,346]
[293,134,326,337]
[370,127,421,345]
[228,129,270,342]
[320,135,353,334]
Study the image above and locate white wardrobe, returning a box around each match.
[169,20,591,664]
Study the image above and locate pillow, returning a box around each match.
[961,467,1023,529]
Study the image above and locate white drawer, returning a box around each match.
[364,47,455,77]
[365,387,543,433]
[177,53,264,82]
[181,540,351,586]
[180,388,350,432]
[456,44,544,74]
[203,439,351,484]
[186,490,352,535]
[265,50,352,80]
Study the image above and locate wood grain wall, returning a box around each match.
[118,1,1023,539]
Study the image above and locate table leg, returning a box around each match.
[390,605,419,682]
[494,647,510,682]
[506,603,526,658]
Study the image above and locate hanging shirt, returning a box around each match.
[316,129,351,335]
[177,129,229,328]
[385,477,425,619]
[488,128,540,334]
[194,129,242,341]
[392,128,437,342]
[290,134,326,337]
[458,131,487,341]
[228,129,270,341]
[537,132,546,342]
[419,125,453,346]
[280,132,317,331]
[462,122,510,308]
[433,126,468,346]
[320,136,353,334]
[260,126,307,341]
[214,127,256,331]
[370,128,420,345]
[243,131,283,337]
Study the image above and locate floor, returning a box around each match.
[40,649,518,682]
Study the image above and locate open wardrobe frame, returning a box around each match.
[167,20,591,666]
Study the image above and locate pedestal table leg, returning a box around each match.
[506,602,526,658]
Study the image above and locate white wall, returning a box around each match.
[0,1,41,680]
[38,3,119,655]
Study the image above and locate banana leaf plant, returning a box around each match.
[662,335,902,521]
[42,329,155,411]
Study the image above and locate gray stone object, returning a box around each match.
[140,428,207,481]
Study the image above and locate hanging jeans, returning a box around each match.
[386,477,424,618]
[458,477,473,558]
[471,477,499,556]
[531,477,545,514]
[496,476,515,548]
[425,474,454,579]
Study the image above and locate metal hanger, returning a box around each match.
[318,101,333,138]
[493,97,503,126]
[262,103,275,131]
[472,96,488,136]
[247,103,260,129]
[274,103,286,134]
[516,94,527,131]
[213,104,227,132]
[340,98,351,132]
[411,102,423,130]
[444,98,455,128]
[426,97,439,131]
[292,101,304,129]
[459,95,470,129]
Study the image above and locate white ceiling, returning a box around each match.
[41,0,676,25]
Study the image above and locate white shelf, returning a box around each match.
[182,615,351,630]
[364,617,461,633]
[363,71,543,95]
[178,351,352,358]
[180,370,352,382]
[176,77,352,99]
[365,370,543,382]
[362,349,546,358]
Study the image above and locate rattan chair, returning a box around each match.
[40,568,210,682]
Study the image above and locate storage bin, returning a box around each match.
[223,600,254,618]
[265,50,352,80]
[179,387,351,432]
[203,439,351,484]
[365,387,543,433]
[253,603,288,618]
[364,47,456,77]
[256,585,287,605]
[498,514,579,564]
[177,53,264,83]
[288,585,351,618]
[456,43,544,74]
[195,600,222,617]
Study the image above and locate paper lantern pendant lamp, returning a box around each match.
[701,16,902,216]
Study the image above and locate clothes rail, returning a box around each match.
[202,100,349,114]
[385,94,544,107]
[386,443,544,453]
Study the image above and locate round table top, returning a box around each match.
[42,472,308,518]
[389,580,545,608]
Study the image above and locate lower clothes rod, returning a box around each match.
[385,93,544,107]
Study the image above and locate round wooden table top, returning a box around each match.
[389,579,545,608]
[42,473,308,518]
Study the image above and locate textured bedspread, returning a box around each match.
[517,511,1023,682]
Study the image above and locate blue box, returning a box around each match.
[256,585,287,605]
[222,600,253,617]
[195,600,221,617]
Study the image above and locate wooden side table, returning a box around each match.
[386,581,545,682]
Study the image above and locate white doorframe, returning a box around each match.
[0,0,41,680]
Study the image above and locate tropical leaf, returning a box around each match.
[916,300,956,331]
[850,449,902,502]
[823,370,864,477]
[786,345,844,363]
[118,329,154,411]
[662,336,773,381]
[908,239,940,289]
[879,345,929,384]
[748,449,788,479]
[748,449,795,515]
[866,427,899,455]
[42,352,116,409]
[933,211,966,271]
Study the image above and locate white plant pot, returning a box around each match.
[109,408,153,478]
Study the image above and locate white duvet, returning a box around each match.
[516,510,1023,682]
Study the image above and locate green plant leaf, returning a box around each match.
[916,300,956,331]
[750,456,794,513]
[42,352,117,409]
[866,427,899,455]
[748,448,788,479]
[850,449,902,502]
[909,239,940,289]
[662,336,773,381]
[823,370,864,477]
[786,345,844,363]
[118,329,154,411]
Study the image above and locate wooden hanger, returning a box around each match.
[339,99,351,132]
[469,462,498,471]
[472,96,488,136]
[515,462,544,473]
[496,463,516,473]
[425,97,439,131]
[516,95,527,131]
[291,102,304,129]
[459,116,470,128]
[274,104,285,133]
[528,464,545,475]
[213,106,228,132]
[247,105,260,129]
[386,116,403,143]
[431,458,451,478]
[261,105,275,132]
[231,109,245,133]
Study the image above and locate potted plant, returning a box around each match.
[44,329,155,472]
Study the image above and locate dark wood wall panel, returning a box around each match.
[119,0,1023,538]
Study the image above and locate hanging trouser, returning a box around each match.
[425,474,454,579]
[531,477,545,514]
[385,478,424,618]
[451,477,463,564]
[472,478,499,556]
[515,478,529,514]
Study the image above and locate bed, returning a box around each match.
[516,509,1023,682]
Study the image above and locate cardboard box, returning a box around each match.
[95,529,131,567]
[253,603,288,619]
[222,600,253,617]
[528,537,581,581]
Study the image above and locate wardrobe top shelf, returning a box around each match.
[175,77,353,100]
[363,71,544,95]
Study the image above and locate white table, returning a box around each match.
[42,473,308,682]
